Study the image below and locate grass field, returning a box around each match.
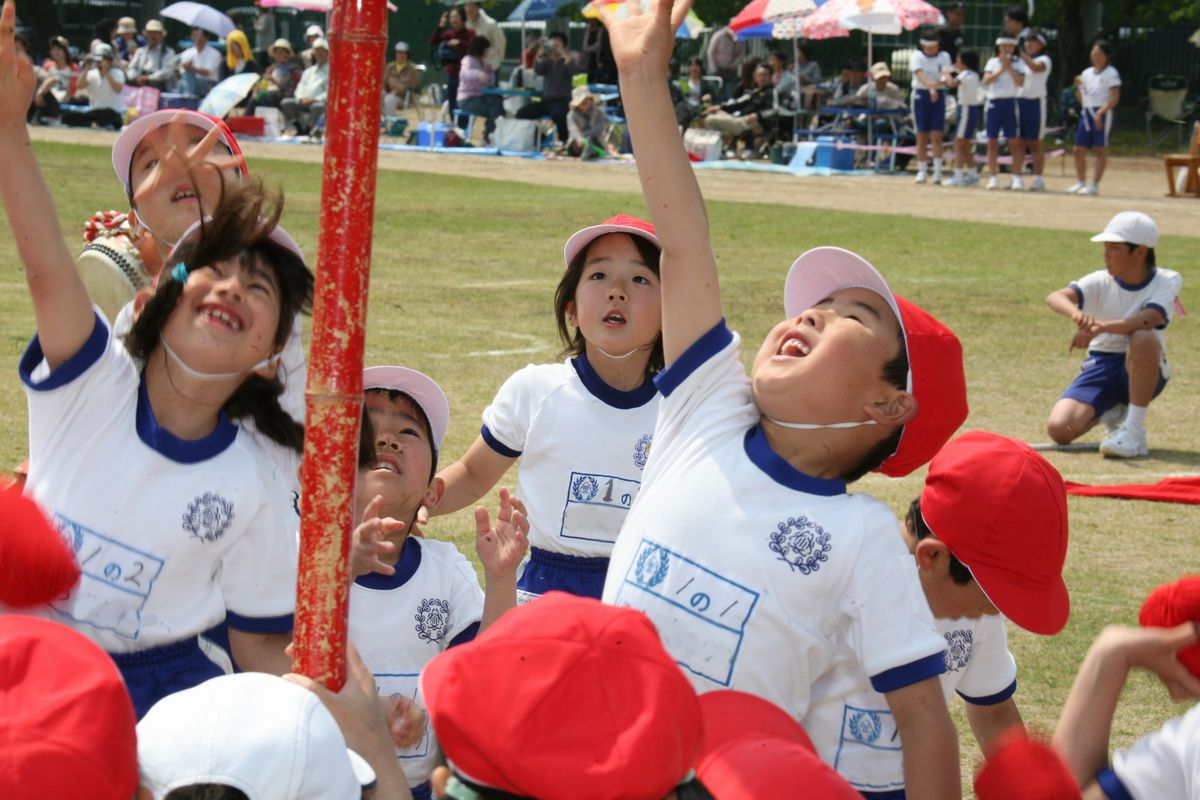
[2,140,1198,794]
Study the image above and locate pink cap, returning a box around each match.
[112,110,247,195]
[563,213,660,267]
[362,366,450,453]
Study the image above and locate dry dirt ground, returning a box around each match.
[29,125,1199,239]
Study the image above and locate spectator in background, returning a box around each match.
[127,19,176,91]
[582,18,617,84]
[253,6,277,66]
[384,41,421,116]
[522,31,541,68]
[768,49,798,108]
[35,35,77,118]
[250,38,301,113]
[113,17,143,68]
[90,17,118,58]
[701,62,777,157]
[567,85,610,159]
[301,24,324,68]
[679,56,717,120]
[938,1,967,60]
[430,8,473,116]
[178,27,221,98]
[793,43,822,110]
[282,37,330,135]
[465,1,505,77]
[515,31,574,143]
[830,58,868,105]
[61,43,125,130]
[856,61,906,109]
[226,19,257,76]
[1004,5,1032,47]
[457,36,504,141]
[733,55,762,97]
[707,19,745,100]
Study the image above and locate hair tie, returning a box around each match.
[171,263,189,283]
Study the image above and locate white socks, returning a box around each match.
[1126,404,1148,432]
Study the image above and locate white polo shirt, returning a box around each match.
[911,50,951,91]
[1079,65,1121,108]
[984,56,1026,99]
[956,69,981,107]
[1019,54,1052,99]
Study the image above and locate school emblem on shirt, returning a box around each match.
[415,598,451,643]
[943,629,974,672]
[847,709,883,744]
[182,492,234,543]
[768,516,831,575]
[634,542,670,589]
[633,434,653,469]
[571,474,600,503]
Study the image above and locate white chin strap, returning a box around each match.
[594,344,651,360]
[766,417,878,430]
[161,334,279,381]
[135,215,178,251]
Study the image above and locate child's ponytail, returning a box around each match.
[224,373,305,453]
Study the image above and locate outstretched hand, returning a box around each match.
[349,494,404,579]
[597,0,695,77]
[0,0,35,127]
[475,487,529,582]
[1113,622,1200,702]
[130,116,243,229]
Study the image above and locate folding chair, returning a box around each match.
[1164,121,1200,197]
[1145,74,1194,149]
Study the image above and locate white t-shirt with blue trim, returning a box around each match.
[1079,65,1121,108]
[1019,54,1052,99]
[349,537,484,791]
[984,56,1026,99]
[956,69,982,107]
[911,51,951,91]
[807,611,1017,791]
[1102,702,1200,800]
[18,312,298,654]
[1070,267,1182,365]
[602,321,945,739]
[480,355,659,559]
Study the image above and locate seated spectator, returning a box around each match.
[383,40,421,116]
[567,86,610,159]
[249,38,301,114]
[456,36,503,142]
[225,20,257,76]
[38,35,78,112]
[679,56,717,114]
[281,37,329,135]
[794,43,823,110]
[300,24,323,69]
[829,58,868,106]
[127,19,177,91]
[700,62,777,157]
[61,43,126,130]
[514,31,574,143]
[856,61,906,109]
[768,49,799,107]
[733,55,762,97]
[113,17,143,68]
[178,27,221,99]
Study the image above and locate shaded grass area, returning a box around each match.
[1,140,1198,793]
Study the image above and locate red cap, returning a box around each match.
[0,488,81,608]
[923,431,1070,635]
[974,729,1081,800]
[1139,576,1200,679]
[0,617,139,799]
[696,691,858,799]
[563,213,660,267]
[784,248,967,477]
[421,592,702,800]
[112,109,247,196]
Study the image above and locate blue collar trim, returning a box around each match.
[1114,268,1156,291]
[572,352,657,409]
[355,536,422,590]
[743,425,846,496]
[136,377,238,464]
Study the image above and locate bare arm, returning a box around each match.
[433,435,516,516]
[0,0,95,369]
[599,0,723,364]
[1094,307,1165,336]
[965,697,1025,756]
[887,676,961,799]
[1098,86,1120,117]
[229,629,294,675]
[1047,286,1089,324]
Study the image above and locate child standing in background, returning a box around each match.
[942,48,982,186]
[1013,29,1052,191]
[1068,40,1121,196]
[983,35,1026,190]
[911,29,952,184]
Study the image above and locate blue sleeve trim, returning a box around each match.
[19,312,108,391]
[958,679,1017,706]
[653,319,733,398]
[480,424,522,458]
[1096,767,1134,800]
[448,621,480,648]
[1143,302,1168,329]
[1069,283,1083,310]
[226,611,295,634]
[870,651,947,694]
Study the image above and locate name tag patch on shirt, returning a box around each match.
[560,472,641,545]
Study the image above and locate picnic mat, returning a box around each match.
[691,159,874,177]
[1065,477,1200,505]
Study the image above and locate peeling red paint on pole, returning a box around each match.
[294,0,387,691]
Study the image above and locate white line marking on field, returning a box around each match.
[463,347,545,357]
[458,280,548,289]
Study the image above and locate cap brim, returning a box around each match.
[972,566,1069,635]
[362,366,450,452]
[112,111,246,195]
[563,222,661,267]
[1089,232,1128,243]
[168,216,305,264]
[783,247,902,331]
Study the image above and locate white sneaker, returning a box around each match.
[985,176,999,190]
[1100,423,1148,458]
[1009,176,1025,191]
[1030,176,1046,192]
[964,173,980,185]
[932,170,943,185]
[914,171,928,184]
[1097,403,1127,434]
[1064,181,1085,194]
[943,175,965,186]
[1080,182,1099,195]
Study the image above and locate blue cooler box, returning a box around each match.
[417,122,453,147]
[814,136,856,170]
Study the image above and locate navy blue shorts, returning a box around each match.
[111,637,226,719]
[411,781,432,800]
[955,104,981,139]
[1060,351,1167,416]
[861,791,906,799]
[985,97,1018,139]
[912,90,946,133]
[1075,106,1113,148]
[517,547,610,601]
[1017,97,1046,141]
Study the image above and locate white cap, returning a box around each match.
[363,366,450,453]
[306,24,324,38]
[167,215,306,267]
[311,37,329,51]
[1090,211,1160,248]
[112,109,247,195]
[394,41,410,52]
[137,673,376,800]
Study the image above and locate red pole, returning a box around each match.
[294,0,387,691]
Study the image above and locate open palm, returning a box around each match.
[475,487,530,582]
[598,0,695,76]
[0,0,35,125]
